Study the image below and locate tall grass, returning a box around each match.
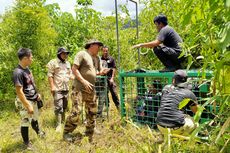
[0,95,225,153]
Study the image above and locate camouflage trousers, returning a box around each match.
[15,97,39,127]
[64,88,97,137]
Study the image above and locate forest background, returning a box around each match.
[0,0,229,152]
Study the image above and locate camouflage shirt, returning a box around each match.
[47,58,72,91]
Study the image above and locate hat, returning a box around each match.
[173,70,187,84]
[57,47,70,55]
[84,39,103,49]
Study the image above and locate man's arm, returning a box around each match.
[190,103,198,114]
[109,57,117,84]
[188,92,198,114]
[97,59,110,76]
[72,64,94,92]
[47,61,56,95]
[110,68,116,83]
[48,77,55,95]
[15,86,33,114]
[132,39,161,49]
[98,68,110,76]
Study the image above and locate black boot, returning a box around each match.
[31,120,45,138]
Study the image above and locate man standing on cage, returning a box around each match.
[101,46,120,111]
[132,14,184,72]
[63,39,104,143]
[156,70,198,137]
[13,48,45,150]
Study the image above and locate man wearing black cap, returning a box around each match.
[133,14,183,72]
[47,47,72,132]
[156,70,198,136]
[63,39,103,142]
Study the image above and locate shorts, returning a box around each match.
[15,97,39,127]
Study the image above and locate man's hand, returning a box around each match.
[109,78,114,85]
[27,103,34,114]
[37,94,41,101]
[132,44,142,49]
[82,79,94,93]
[132,40,161,49]
[101,68,110,75]
[50,87,55,96]
[72,64,94,93]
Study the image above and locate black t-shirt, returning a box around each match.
[101,56,116,78]
[157,25,182,50]
[13,65,38,101]
[156,84,197,128]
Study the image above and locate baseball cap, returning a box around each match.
[173,70,188,84]
[57,47,70,55]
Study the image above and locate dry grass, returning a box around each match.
[0,96,221,153]
[0,97,159,153]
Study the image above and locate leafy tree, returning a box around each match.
[0,0,229,151]
[0,0,57,99]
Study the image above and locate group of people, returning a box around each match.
[13,40,120,149]
[13,14,199,150]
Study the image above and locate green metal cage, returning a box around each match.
[95,75,109,119]
[119,69,216,128]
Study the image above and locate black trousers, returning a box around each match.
[153,46,183,70]
[107,80,120,107]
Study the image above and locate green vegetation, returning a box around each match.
[0,0,229,152]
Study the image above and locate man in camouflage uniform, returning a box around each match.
[63,39,103,142]
[47,47,72,132]
[13,48,45,150]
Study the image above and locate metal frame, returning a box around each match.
[114,0,140,69]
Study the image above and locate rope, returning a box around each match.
[138,48,151,55]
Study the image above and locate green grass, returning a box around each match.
[0,97,224,153]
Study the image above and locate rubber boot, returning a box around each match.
[55,114,62,132]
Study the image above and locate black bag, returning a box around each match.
[37,100,43,109]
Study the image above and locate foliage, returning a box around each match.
[77,0,93,6]
[0,0,229,152]
[138,0,230,152]
[0,0,57,100]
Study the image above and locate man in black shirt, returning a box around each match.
[13,48,44,150]
[133,14,183,72]
[156,70,198,136]
[101,46,120,110]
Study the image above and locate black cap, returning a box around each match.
[173,70,187,84]
[84,39,103,49]
[57,47,70,55]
